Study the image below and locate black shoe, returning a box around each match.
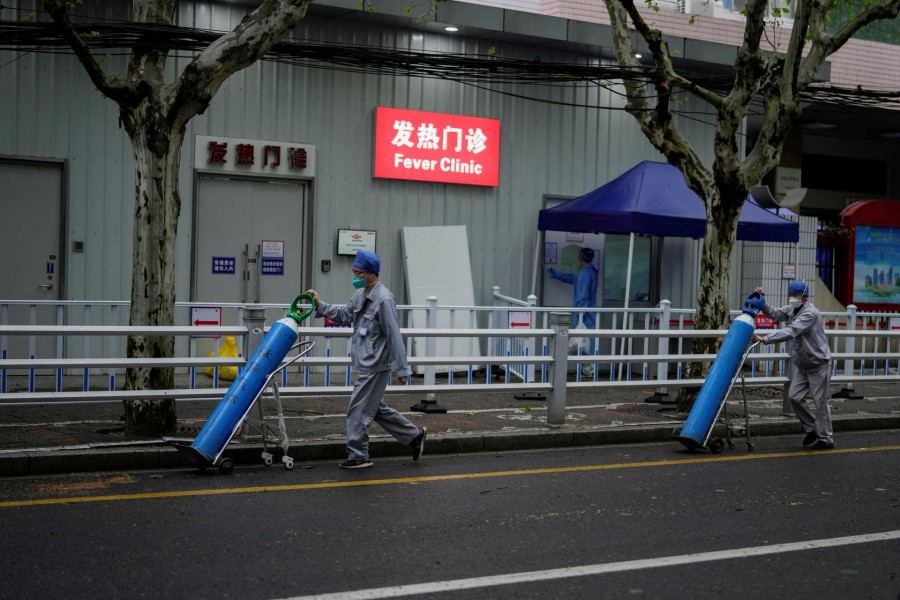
[410,427,427,461]
[809,440,835,451]
[802,432,818,446]
[339,458,373,469]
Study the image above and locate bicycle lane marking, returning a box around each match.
[2,444,899,508]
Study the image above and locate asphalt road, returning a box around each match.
[1,431,898,600]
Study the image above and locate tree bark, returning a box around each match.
[45,0,313,435]
[676,189,743,412]
[122,109,184,435]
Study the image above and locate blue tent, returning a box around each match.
[538,161,799,242]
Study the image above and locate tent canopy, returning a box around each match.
[538,161,799,242]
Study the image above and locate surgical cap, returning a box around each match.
[579,247,595,263]
[353,250,380,275]
[787,281,809,297]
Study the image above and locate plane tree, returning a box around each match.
[601,0,900,409]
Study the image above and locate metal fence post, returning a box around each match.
[646,299,672,404]
[547,312,570,426]
[243,307,267,359]
[525,294,538,384]
[242,307,267,439]
[411,296,447,413]
[833,304,863,399]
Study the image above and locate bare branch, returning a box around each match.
[42,0,132,104]
[617,0,724,109]
[166,0,313,129]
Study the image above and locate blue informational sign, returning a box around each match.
[261,257,284,275]
[212,257,236,274]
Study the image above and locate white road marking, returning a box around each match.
[279,530,900,600]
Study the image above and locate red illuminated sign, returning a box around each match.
[373,107,500,187]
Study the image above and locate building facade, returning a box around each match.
[1,0,897,325]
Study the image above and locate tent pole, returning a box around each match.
[618,232,634,381]
[531,229,543,297]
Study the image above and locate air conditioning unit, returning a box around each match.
[720,0,748,11]
[677,0,715,16]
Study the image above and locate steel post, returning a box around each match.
[547,312,570,426]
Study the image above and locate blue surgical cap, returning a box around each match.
[353,250,380,275]
[579,247,595,263]
[787,281,809,297]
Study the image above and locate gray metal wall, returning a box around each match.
[0,0,717,309]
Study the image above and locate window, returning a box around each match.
[603,234,652,303]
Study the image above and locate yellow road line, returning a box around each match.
[3,445,899,509]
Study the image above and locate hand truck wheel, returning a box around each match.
[217,457,235,474]
[709,438,725,454]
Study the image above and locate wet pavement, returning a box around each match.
[1,375,899,476]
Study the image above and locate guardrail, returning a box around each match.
[2,301,898,425]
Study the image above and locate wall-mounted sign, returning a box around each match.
[212,257,236,274]
[775,166,801,195]
[373,107,500,187]
[194,135,315,179]
[261,240,285,276]
[782,263,796,279]
[337,229,377,256]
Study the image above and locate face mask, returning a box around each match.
[352,276,367,289]
[788,297,802,308]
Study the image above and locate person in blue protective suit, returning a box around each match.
[753,281,834,450]
[306,250,426,469]
[548,247,599,332]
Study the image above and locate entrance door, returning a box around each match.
[0,160,64,360]
[193,177,308,323]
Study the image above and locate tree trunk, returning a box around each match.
[676,192,741,412]
[122,110,184,436]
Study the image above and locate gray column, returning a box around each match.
[547,311,570,426]
[243,307,267,360]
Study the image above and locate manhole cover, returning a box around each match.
[177,424,202,436]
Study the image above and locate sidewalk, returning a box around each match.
[2,379,899,476]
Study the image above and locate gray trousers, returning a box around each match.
[346,369,419,461]
[789,362,833,443]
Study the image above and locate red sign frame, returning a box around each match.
[373,107,500,187]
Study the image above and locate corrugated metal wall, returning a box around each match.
[1,0,717,309]
[741,214,819,307]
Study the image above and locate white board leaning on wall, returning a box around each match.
[401,225,482,373]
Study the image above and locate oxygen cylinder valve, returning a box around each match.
[743,291,765,317]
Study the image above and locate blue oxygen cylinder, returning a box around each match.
[190,317,299,464]
[676,312,756,449]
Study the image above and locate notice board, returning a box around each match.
[401,225,481,372]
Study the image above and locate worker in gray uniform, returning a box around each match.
[753,281,835,450]
[306,250,426,469]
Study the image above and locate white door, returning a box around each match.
[0,160,64,360]
[193,176,308,323]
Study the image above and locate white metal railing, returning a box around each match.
[1,297,898,424]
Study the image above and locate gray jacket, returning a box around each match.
[761,300,831,373]
[315,281,410,377]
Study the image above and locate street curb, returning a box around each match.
[1,415,898,477]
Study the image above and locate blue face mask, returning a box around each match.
[352,276,367,289]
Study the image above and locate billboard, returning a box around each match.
[373,107,500,187]
[852,224,900,306]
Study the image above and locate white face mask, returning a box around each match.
[788,297,802,308]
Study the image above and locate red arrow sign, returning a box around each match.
[193,319,220,326]
[509,321,531,327]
